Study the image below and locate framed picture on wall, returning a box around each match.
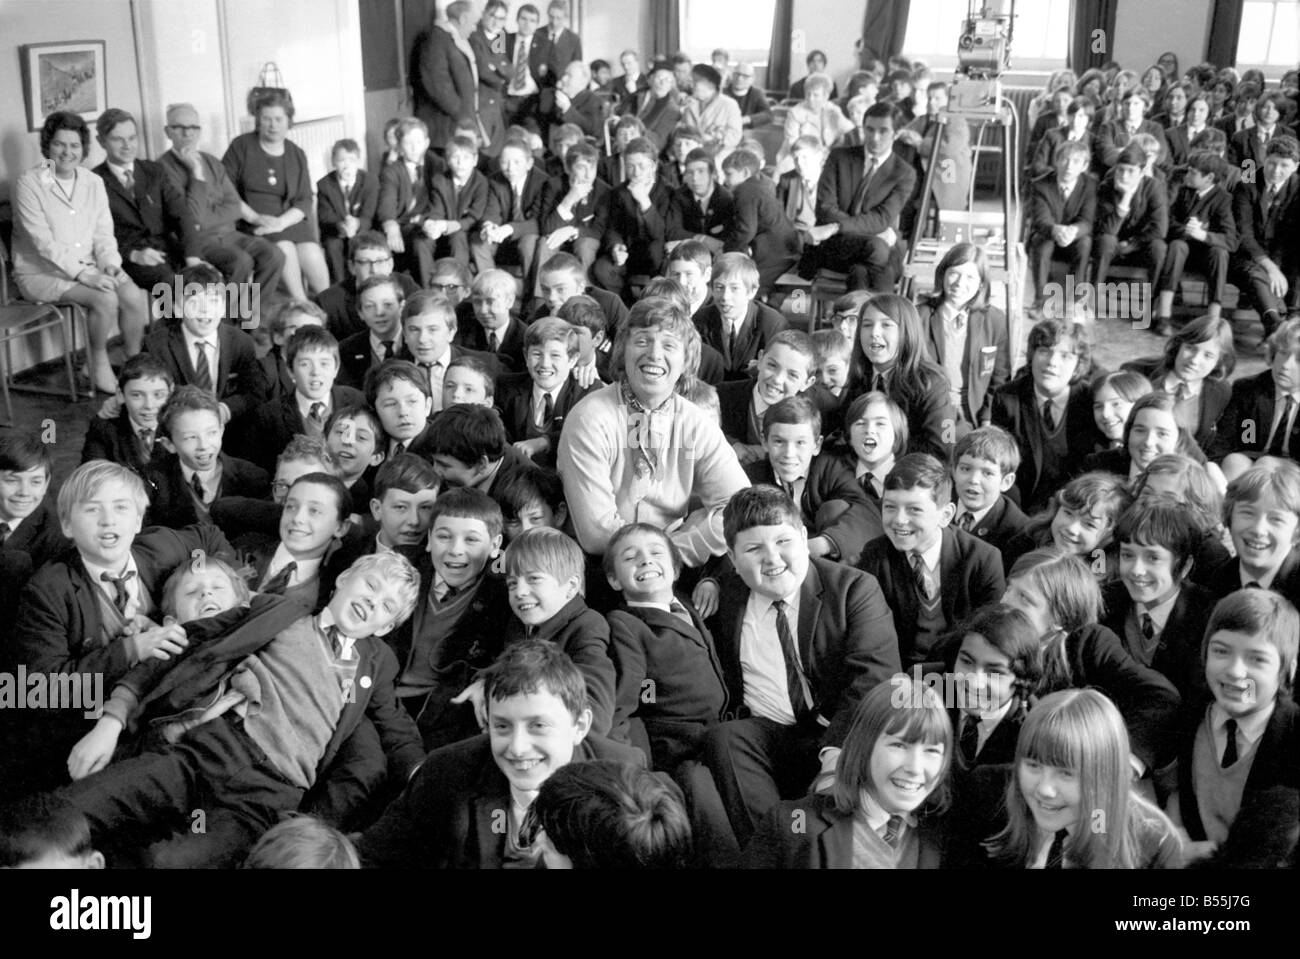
[19,40,108,132]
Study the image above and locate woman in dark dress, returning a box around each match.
[223,89,329,298]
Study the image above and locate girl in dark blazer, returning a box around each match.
[845,293,956,462]
[1003,549,1183,775]
[1081,391,1216,482]
[915,243,1010,429]
[1121,316,1235,454]
[1088,369,1153,453]
[742,678,953,869]
[985,688,1184,868]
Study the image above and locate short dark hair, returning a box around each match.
[429,486,504,540]
[348,230,390,260]
[498,461,567,522]
[603,522,681,582]
[330,137,361,158]
[372,452,439,501]
[288,471,352,522]
[1114,491,1201,573]
[0,793,95,867]
[285,325,340,367]
[159,384,222,438]
[115,352,174,392]
[1203,589,1299,695]
[761,395,822,439]
[425,403,508,464]
[862,100,900,129]
[556,295,606,337]
[0,429,53,476]
[445,354,496,399]
[364,359,430,406]
[95,107,135,140]
[531,761,692,868]
[884,452,952,506]
[953,424,1021,475]
[482,638,588,720]
[1028,318,1093,384]
[40,111,90,158]
[323,402,384,445]
[723,484,803,547]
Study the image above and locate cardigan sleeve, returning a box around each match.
[556,392,624,555]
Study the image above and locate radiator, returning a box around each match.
[288,115,348,187]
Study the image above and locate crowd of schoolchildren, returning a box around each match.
[1,2,1298,869]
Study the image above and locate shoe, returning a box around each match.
[1154,317,1174,337]
[85,359,117,395]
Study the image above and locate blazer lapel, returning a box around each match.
[169,327,197,382]
[797,563,823,689]
[216,326,234,390]
[818,809,855,868]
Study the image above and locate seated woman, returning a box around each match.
[222,89,329,299]
[11,111,148,394]
[776,73,854,174]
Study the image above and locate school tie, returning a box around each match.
[510,185,522,223]
[0,521,10,546]
[382,340,396,360]
[100,569,136,615]
[309,402,326,426]
[772,599,812,720]
[1262,186,1276,222]
[1141,612,1155,642]
[122,166,135,192]
[512,37,529,90]
[138,428,154,456]
[1221,718,1238,768]
[955,511,974,531]
[727,322,737,363]
[872,371,887,394]
[1041,400,1057,433]
[859,473,880,503]
[434,580,459,604]
[910,552,937,602]
[881,814,905,850]
[260,561,297,596]
[959,714,980,765]
[488,331,500,353]
[1045,828,1068,869]
[953,310,967,333]
[323,625,356,661]
[392,442,407,458]
[189,472,207,504]
[1268,395,1296,455]
[193,340,214,394]
[538,391,554,427]
[849,156,878,216]
[1174,380,1191,402]
[668,600,694,628]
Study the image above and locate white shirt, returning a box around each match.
[509,34,539,96]
[1034,387,1068,431]
[1209,700,1274,764]
[181,460,222,504]
[83,553,143,621]
[296,392,331,424]
[954,499,994,530]
[532,385,557,428]
[182,328,220,382]
[369,332,397,364]
[962,695,1015,755]
[421,348,451,411]
[107,160,136,190]
[739,589,806,726]
[853,460,893,500]
[262,542,322,590]
[910,536,943,585]
[1137,589,1180,638]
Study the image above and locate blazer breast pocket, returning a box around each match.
[977,347,998,379]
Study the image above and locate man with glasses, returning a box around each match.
[726,63,773,130]
[157,102,284,300]
[427,257,479,331]
[316,231,419,340]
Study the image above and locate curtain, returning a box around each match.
[1069,0,1120,72]
[767,0,796,92]
[651,0,682,61]
[860,0,911,68]
[1205,0,1245,67]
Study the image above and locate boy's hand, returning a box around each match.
[384,222,405,254]
[547,225,579,247]
[124,621,189,664]
[97,394,125,420]
[805,223,837,245]
[572,362,599,389]
[732,442,765,465]
[450,679,488,730]
[512,436,551,460]
[68,717,125,781]
[1185,218,1208,241]
[612,243,629,267]
[692,579,719,618]
[343,215,360,237]
[129,248,169,267]
[1185,839,1219,863]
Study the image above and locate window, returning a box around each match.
[1236,0,1298,68]
[682,0,778,63]
[901,0,1068,68]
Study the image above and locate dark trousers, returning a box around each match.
[121,257,178,300]
[323,234,349,286]
[1092,234,1167,288]
[1029,233,1092,303]
[1231,253,1298,330]
[702,715,823,847]
[61,714,304,868]
[200,232,286,296]
[471,234,541,289]
[807,233,900,291]
[503,93,540,128]
[1159,238,1229,304]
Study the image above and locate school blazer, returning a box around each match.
[963,494,1029,557]
[1097,119,1170,170]
[357,732,643,869]
[743,791,948,869]
[1026,171,1098,240]
[1229,124,1297,175]
[608,601,729,763]
[1100,580,1216,700]
[93,158,198,260]
[991,371,1097,508]
[856,527,1006,668]
[667,184,736,243]
[493,371,595,465]
[8,525,233,681]
[1166,183,1238,252]
[715,377,840,448]
[81,412,167,477]
[815,147,918,238]
[143,323,268,421]
[1233,173,1300,264]
[916,298,1010,425]
[1029,128,1101,181]
[694,300,789,380]
[124,593,425,795]
[540,26,582,83]
[725,176,801,273]
[602,180,676,273]
[776,170,816,225]
[1173,695,1299,866]
[315,170,379,238]
[1206,369,1300,462]
[1121,355,1230,452]
[141,452,270,530]
[539,176,612,242]
[0,498,71,576]
[483,168,553,237]
[336,330,393,390]
[504,29,548,89]
[376,152,444,228]
[703,557,902,748]
[1058,623,1183,771]
[237,385,366,471]
[945,698,1028,770]
[315,272,421,341]
[454,313,526,371]
[426,169,490,237]
[744,454,875,564]
[526,284,630,339]
[1204,550,1300,607]
[1096,173,1169,244]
